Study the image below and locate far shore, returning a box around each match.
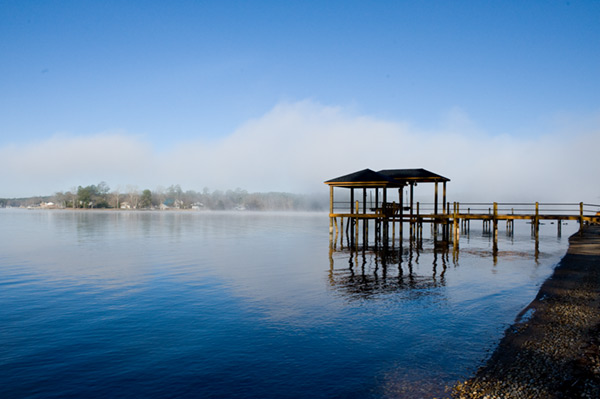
[2,206,326,213]
[452,224,600,398]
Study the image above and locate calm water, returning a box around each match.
[0,209,578,398]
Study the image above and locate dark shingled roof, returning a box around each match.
[325,168,449,188]
[378,168,450,182]
[324,168,396,187]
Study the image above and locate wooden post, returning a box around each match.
[434,182,439,215]
[457,201,460,237]
[493,202,498,254]
[373,188,378,245]
[392,201,396,247]
[507,208,514,236]
[355,200,359,248]
[453,202,459,249]
[579,202,584,235]
[410,184,414,239]
[446,202,451,241]
[399,188,404,242]
[383,187,388,245]
[535,202,540,241]
[350,188,355,246]
[383,186,387,208]
[443,181,447,216]
[416,202,420,241]
[363,188,367,246]
[467,208,470,234]
[329,186,334,234]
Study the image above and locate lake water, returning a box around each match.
[0,209,578,398]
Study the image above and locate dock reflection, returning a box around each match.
[328,240,451,300]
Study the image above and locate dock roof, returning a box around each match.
[378,168,450,183]
[324,168,396,188]
[324,168,449,188]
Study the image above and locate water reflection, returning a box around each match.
[0,210,580,399]
[328,240,451,301]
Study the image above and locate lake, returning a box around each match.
[0,209,578,398]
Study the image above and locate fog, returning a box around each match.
[1,100,598,203]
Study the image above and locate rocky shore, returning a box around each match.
[452,225,600,398]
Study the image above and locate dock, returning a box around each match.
[325,168,600,252]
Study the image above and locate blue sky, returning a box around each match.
[1,1,599,200]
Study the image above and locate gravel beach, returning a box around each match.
[452,224,600,398]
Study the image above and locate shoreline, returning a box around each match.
[452,225,600,398]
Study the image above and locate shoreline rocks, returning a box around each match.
[452,225,600,398]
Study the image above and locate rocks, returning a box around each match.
[452,226,600,398]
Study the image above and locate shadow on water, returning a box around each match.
[0,211,580,399]
[328,239,451,301]
[327,240,458,398]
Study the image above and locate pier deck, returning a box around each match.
[325,168,599,251]
[328,201,600,252]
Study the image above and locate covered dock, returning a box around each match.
[325,168,600,252]
[324,168,450,247]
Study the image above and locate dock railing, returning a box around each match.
[331,201,600,222]
[329,201,600,253]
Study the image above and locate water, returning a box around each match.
[0,209,578,398]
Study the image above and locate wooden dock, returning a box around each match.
[324,168,600,253]
[330,201,600,250]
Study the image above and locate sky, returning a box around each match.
[1,0,599,202]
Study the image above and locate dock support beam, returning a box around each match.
[355,200,359,249]
[410,184,414,239]
[493,202,498,254]
[534,202,540,241]
[558,219,562,236]
[434,182,439,215]
[363,188,367,247]
[442,182,447,217]
[399,188,404,242]
[453,202,459,250]
[382,188,388,246]
[580,202,584,235]
[350,189,355,246]
[329,186,334,236]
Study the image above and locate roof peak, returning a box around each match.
[325,168,450,186]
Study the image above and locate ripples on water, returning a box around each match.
[0,210,577,398]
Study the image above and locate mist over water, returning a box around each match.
[0,209,578,398]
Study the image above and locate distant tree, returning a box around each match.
[215,200,226,210]
[244,195,264,210]
[126,185,140,209]
[140,189,152,208]
[77,186,94,208]
[69,187,78,209]
[110,187,121,209]
[97,181,110,196]
[53,192,68,208]
[167,184,183,200]
[93,182,110,208]
[152,186,166,207]
[166,184,184,207]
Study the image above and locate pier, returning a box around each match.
[325,168,600,253]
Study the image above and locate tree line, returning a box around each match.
[0,182,327,211]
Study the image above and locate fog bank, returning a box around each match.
[1,101,598,202]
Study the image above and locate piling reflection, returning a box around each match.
[328,239,450,300]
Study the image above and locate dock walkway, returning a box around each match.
[329,201,600,251]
